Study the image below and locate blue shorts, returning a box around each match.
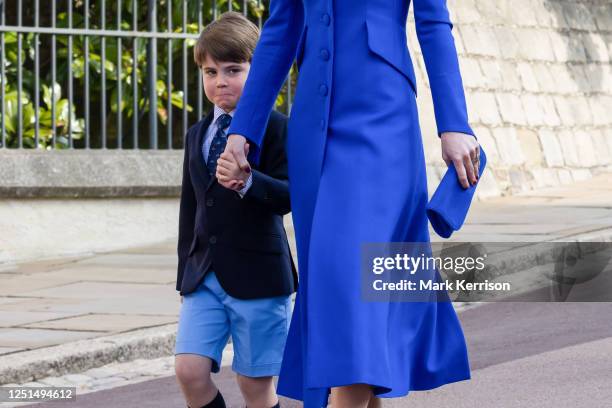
[175,271,293,377]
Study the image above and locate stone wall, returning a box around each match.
[408,0,612,198]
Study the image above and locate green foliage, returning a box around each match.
[0,1,287,149]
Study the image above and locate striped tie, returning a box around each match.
[206,113,232,176]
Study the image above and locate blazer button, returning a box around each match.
[321,13,331,26]
[209,236,217,244]
[206,198,214,207]
[320,49,330,61]
[319,84,328,96]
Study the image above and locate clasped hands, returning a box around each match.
[215,135,252,191]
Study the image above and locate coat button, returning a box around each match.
[319,84,328,96]
[209,236,217,244]
[320,49,330,61]
[206,198,214,207]
[321,13,331,26]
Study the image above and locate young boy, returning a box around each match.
[174,12,297,408]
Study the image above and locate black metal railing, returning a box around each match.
[0,0,293,150]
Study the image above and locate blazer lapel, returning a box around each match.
[193,112,215,189]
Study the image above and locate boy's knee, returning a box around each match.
[236,374,273,392]
[175,355,213,387]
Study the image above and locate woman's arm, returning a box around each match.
[413,0,474,137]
[413,0,480,188]
[226,0,305,168]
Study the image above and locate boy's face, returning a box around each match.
[201,55,250,113]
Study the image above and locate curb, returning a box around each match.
[0,324,177,385]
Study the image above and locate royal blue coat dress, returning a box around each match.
[228,0,475,405]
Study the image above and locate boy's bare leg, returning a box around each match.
[236,374,278,408]
[368,394,382,408]
[175,355,220,407]
[331,384,380,408]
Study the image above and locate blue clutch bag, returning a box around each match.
[426,146,487,238]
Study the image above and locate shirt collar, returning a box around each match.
[212,105,235,126]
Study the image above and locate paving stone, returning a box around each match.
[20,281,173,300]
[0,346,23,355]
[0,276,80,297]
[0,311,77,328]
[73,253,176,269]
[22,314,175,333]
[0,328,99,349]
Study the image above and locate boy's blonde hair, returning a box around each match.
[193,12,260,66]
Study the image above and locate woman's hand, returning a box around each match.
[216,148,250,191]
[224,134,252,175]
[440,132,480,189]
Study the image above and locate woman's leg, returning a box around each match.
[175,354,223,407]
[331,384,381,408]
[236,374,278,408]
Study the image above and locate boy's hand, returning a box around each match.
[216,146,250,191]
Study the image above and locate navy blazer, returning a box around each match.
[176,109,297,299]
